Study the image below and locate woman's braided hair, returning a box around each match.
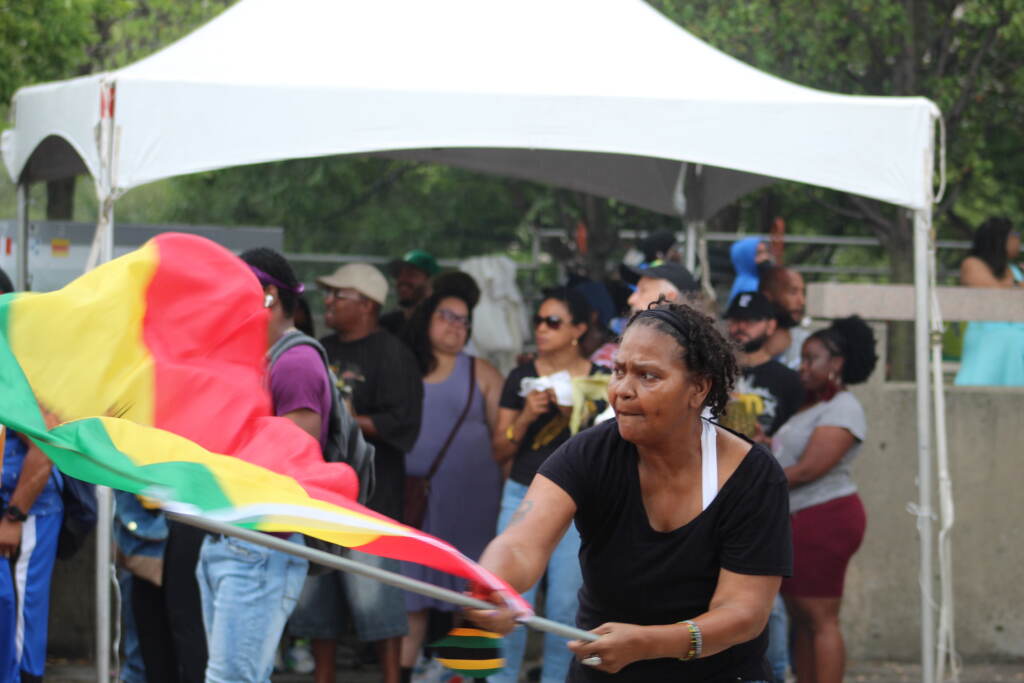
[625,298,737,418]
[810,315,878,385]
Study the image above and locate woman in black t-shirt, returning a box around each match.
[490,288,609,683]
[469,300,792,682]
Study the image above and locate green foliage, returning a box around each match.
[3,0,1023,290]
[162,157,549,257]
[0,0,233,103]
[648,0,1024,242]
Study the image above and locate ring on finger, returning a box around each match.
[582,655,602,667]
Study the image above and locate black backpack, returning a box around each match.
[267,330,376,506]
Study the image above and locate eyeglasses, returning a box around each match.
[436,308,470,328]
[320,286,364,302]
[533,314,564,330]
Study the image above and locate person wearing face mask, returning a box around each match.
[490,288,609,683]
[771,316,878,683]
[722,292,803,443]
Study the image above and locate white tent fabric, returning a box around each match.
[3,0,937,214]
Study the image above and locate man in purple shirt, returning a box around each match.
[196,248,331,683]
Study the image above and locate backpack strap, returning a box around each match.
[267,330,376,504]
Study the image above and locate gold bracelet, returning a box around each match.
[505,424,519,444]
[677,620,702,661]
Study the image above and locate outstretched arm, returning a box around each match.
[464,474,576,632]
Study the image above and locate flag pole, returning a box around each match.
[165,511,598,644]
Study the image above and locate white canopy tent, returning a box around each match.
[1,0,947,680]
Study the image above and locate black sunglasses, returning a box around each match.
[533,314,564,330]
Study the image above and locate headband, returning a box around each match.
[633,307,690,342]
[248,265,305,294]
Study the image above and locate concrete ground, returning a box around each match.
[45,659,1024,682]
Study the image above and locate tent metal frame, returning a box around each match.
[7,69,949,683]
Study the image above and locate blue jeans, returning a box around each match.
[116,569,146,683]
[289,550,408,642]
[196,534,308,683]
[490,479,582,683]
[766,594,789,683]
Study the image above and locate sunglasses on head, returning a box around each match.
[533,314,564,330]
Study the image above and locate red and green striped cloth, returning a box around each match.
[0,233,530,614]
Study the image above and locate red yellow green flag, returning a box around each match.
[0,233,529,613]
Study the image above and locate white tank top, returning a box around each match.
[700,418,719,511]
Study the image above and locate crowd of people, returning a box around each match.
[0,216,1017,682]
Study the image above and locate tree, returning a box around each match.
[648,0,1024,376]
[0,0,234,218]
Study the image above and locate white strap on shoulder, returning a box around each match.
[700,419,719,511]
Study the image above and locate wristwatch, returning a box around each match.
[3,505,28,523]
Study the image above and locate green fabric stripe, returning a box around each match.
[1,298,233,512]
[431,635,504,650]
[0,295,47,434]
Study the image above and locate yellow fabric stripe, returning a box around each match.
[447,628,501,639]
[436,658,504,671]
[10,242,157,426]
[100,416,410,548]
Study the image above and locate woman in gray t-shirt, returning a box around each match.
[771,316,877,683]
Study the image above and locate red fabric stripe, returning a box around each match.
[143,233,357,501]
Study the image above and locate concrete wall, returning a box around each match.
[844,383,1024,661]
[47,382,1024,663]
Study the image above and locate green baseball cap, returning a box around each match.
[389,249,440,276]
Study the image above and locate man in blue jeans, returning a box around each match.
[196,249,331,682]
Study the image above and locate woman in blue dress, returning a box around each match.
[955,218,1024,386]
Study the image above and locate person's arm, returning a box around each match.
[355,345,423,449]
[960,256,1007,288]
[783,425,856,487]
[281,408,322,441]
[476,358,504,435]
[354,415,379,439]
[0,438,55,557]
[566,570,780,674]
[491,391,551,467]
[464,474,576,632]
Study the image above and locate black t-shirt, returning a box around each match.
[538,420,792,682]
[499,361,609,486]
[379,309,408,339]
[737,359,804,436]
[320,329,423,519]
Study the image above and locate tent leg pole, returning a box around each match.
[914,206,935,683]
[95,487,113,683]
[684,220,698,273]
[15,182,29,291]
[94,198,115,683]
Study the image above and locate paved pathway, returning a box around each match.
[46,659,1024,682]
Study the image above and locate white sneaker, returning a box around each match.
[411,654,447,683]
[286,640,316,674]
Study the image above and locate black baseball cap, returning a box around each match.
[620,261,699,293]
[724,291,774,321]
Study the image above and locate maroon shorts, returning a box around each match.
[781,493,866,598]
